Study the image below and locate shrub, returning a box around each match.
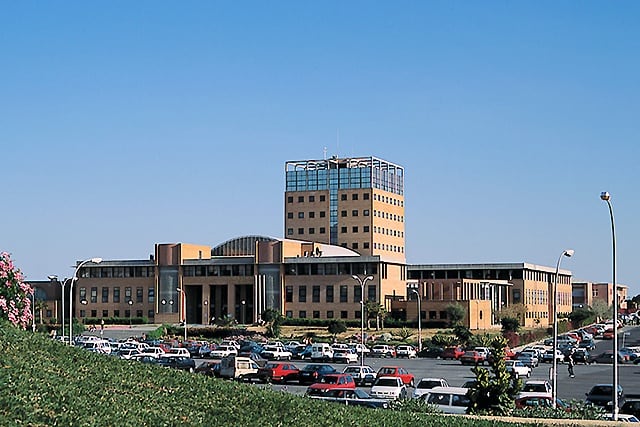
[0,252,31,329]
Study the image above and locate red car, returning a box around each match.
[305,374,355,394]
[603,329,615,340]
[460,350,485,365]
[441,346,465,360]
[256,362,300,384]
[376,366,415,387]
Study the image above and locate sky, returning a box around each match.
[2,2,639,295]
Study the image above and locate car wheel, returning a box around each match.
[409,379,415,387]
[526,372,530,378]
[189,367,194,373]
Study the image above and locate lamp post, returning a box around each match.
[552,249,574,409]
[31,287,36,332]
[127,300,133,328]
[352,274,374,365]
[177,287,187,342]
[48,276,71,342]
[69,258,102,345]
[241,300,246,325]
[601,191,619,421]
[407,283,422,352]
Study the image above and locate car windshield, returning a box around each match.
[344,367,358,373]
[417,380,441,389]
[523,384,546,392]
[321,376,339,384]
[590,386,613,395]
[379,368,395,375]
[375,378,399,387]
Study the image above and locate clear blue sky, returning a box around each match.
[2,2,639,296]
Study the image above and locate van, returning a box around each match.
[311,343,334,362]
[219,356,259,381]
[422,387,470,414]
[83,339,112,354]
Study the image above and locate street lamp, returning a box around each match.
[128,300,133,328]
[552,249,574,409]
[69,257,102,345]
[601,191,619,421]
[48,276,71,342]
[352,274,374,365]
[407,284,422,352]
[241,300,246,325]
[177,287,187,342]
[31,286,36,332]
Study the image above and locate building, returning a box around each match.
[285,156,405,264]
[572,281,628,311]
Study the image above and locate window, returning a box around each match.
[354,285,362,303]
[341,194,347,201]
[363,209,370,216]
[114,287,120,303]
[309,211,315,218]
[363,193,369,200]
[102,287,109,303]
[341,226,347,233]
[298,228,304,234]
[136,287,143,303]
[320,195,326,201]
[79,310,86,318]
[299,311,307,318]
[287,212,293,219]
[124,310,131,319]
[309,228,315,234]
[313,311,320,319]
[309,195,315,202]
[148,310,154,319]
[363,226,369,232]
[352,243,359,249]
[327,311,334,319]
[298,196,304,202]
[352,194,358,200]
[285,286,293,302]
[312,286,320,303]
[352,226,358,233]
[319,227,326,234]
[287,228,294,235]
[114,310,120,317]
[352,210,358,216]
[148,287,155,303]
[367,285,376,302]
[91,310,97,318]
[340,310,348,319]
[341,210,347,217]
[102,310,108,317]
[298,212,304,219]
[429,311,437,319]
[340,285,348,303]
[326,286,334,303]
[319,211,326,218]
[287,196,293,203]
[363,242,369,249]
[285,310,293,318]
[298,286,307,303]
[90,287,97,303]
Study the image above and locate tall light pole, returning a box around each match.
[601,191,619,420]
[48,276,71,341]
[177,287,187,342]
[31,286,36,332]
[407,284,422,352]
[69,258,102,345]
[552,249,574,409]
[128,300,133,328]
[241,300,246,325]
[352,274,374,365]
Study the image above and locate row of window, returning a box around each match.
[284,284,376,303]
[183,265,254,277]
[371,243,405,253]
[285,310,449,321]
[287,193,373,204]
[373,210,404,222]
[79,286,154,304]
[287,209,403,223]
[374,193,403,207]
[79,309,154,319]
[285,262,379,276]
[374,227,404,237]
[80,266,155,279]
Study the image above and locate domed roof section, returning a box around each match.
[212,235,277,256]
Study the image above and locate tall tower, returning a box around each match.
[285,156,405,263]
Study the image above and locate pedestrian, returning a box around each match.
[567,348,575,378]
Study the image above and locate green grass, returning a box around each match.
[0,323,552,427]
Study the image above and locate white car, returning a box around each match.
[370,376,407,400]
[343,365,376,386]
[413,378,449,399]
[261,345,292,361]
[333,349,359,364]
[396,345,417,359]
[422,387,470,414]
[209,345,238,359]
[164,347,191,358]
[138,346,165,358]
[348,343,371,355]
[505,360,531,378]
[519,380,552,397]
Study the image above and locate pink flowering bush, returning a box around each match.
[0,252,32,329]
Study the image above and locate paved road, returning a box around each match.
[246,325,640,402]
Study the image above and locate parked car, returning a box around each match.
[460,351,485,365]
[376,366,415,387]
[209,345,238,359]
[588,350,626,365]
[515,393,570,411]
[516,351,539,368]
[441,346,465,360]
[572,348,590,364]
[332,349,359,364]
[395,345,417,359]
[117,348,141,360]
[306,374,356,394]
[505,360,531,378]
[343,365,376,386]
[308,388,390,409]
[256,362,300,384]
[371,345,396,358]
[310,343,334,362]
[520,380,552,396]
[291,345,312,360]
[421,386,470,414]
[413,378,449,399]
[261,344,293,361]
[603,329,615,340]
[194,360,221,377]
[164,347,191,358]
[541,349,564,364]
[370,376,408,400]
[585,384,624,410]
[621,396,640,419]
[578,339,596,351]
[156,356,196,372]
[298,364,338,385]
[219,356,260,382]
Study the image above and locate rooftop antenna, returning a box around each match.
[323,146,327,160]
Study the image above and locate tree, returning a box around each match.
[569,308,593,328]
[365,301,386,331]
[500,317,520,333]
[497,304,527,326]
[262,308,283,338]
[453,325,473,347]
[590,300,612,323]
[327,319,347,338]
[0,252,32,329]
[467,335,521,415]
[445,303,466,327]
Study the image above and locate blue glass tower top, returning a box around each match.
[285,156,404,195]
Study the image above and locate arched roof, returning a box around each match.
[211,235,276,257]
